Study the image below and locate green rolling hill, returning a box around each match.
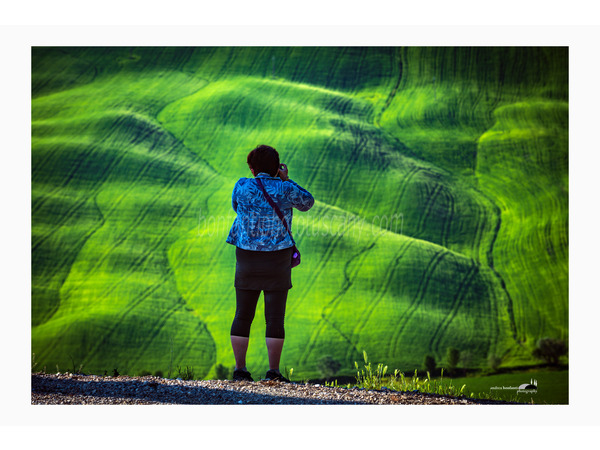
[31,47,568,379]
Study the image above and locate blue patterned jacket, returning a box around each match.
[226,172,315,251]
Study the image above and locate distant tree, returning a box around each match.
[317,355,342,380]
[532,337,567,365]
[459,350,473,369]
[423,354,436,374]
[487,354,502,372]
[215,363,233,380]
[446,347,460,374]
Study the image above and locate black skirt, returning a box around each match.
[234,246,293,291]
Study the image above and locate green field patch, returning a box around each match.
[441,369,568,404]
[31,47,567,379]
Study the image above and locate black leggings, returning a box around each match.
[230,288,288,339]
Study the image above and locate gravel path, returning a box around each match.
[31,373,519,405]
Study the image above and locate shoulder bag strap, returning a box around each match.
[256,178,296,245]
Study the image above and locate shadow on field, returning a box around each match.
[31,374,367,405]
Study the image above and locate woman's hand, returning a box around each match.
[278,163,289,181]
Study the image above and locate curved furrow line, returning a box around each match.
[63,161,213,298]
[299,234,382,366]
[126,243,215,372]
[305,48,336,86]
[174,79,245,149]
[247,48,270,77]
[356,162,391,222]
[390,166,421,219]
[61,161,210,298]
[32,144,131,253]
[280,81,339,131]
[31,139,106,218]
[485,274,502,359]
[300,91,360,194]
[476,189,519,342]
[327,125,368,207]
[187,95,248,152]
[470,79,486,126]
[345,238,415,363]
[471,197,489,262]
[184,184,234,300]
[264,47,284,79]
[32,191,108,328]
[374,47,403,128]
[31,111,161,217]
[441,188,455,248]
[30,134,125,183]
[323,47,348,90]
[227,78,292,135]
[301,93,352,189]
[77,200,196,367]
[127,301,185,370]
[428,261,478,355]
[287,206,355,326]
[389,249,450,359]
[288,49,308,82]
[272,91,346,175]
[285,211,345,318]
[182,48,217,77]
[31,138,87,181]
[416,183,442,236]
[32,113,191,249]
[78,270,172,369]
[351,239,414,339]
[214,48,237,81]
[33,47,99,98]
[350,49,367,92]
[93,144,201,225]
[177,320,215,371]
[246,80,319,142]
[186,236,231,314]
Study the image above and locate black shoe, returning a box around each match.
[264,369,290,382]
[233,368,253,381]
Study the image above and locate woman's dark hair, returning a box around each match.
[247,145,280,177]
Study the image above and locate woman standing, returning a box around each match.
[226,145,314,382]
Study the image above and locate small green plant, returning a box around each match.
[32,353,38,373]
[69,355,85,375]
[154,370,163,378]
[283,367,294,381]
[139,370,152,377]
[176,365,195,380]
[112,368,120,377]
[386,367,467,397]
[324,378,340,388]
[354,350,388,390]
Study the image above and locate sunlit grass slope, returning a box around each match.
[32,47,567,378]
